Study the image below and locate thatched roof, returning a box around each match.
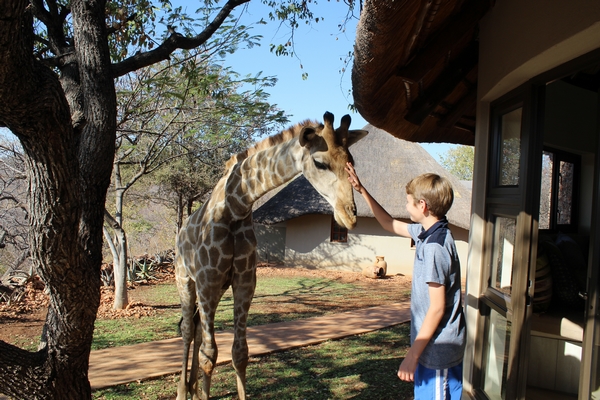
[252,175,331,224]
[253,125,472,230]
[352,0,493,146]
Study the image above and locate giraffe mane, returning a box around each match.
[224,119,321,170]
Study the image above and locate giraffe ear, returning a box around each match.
[346,129,369,147]
[299,126,317,147]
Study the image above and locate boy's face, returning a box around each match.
[406,194,426,223]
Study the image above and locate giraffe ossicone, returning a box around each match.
[175,112,367,400]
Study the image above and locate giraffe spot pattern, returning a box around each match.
[174,114,361,400]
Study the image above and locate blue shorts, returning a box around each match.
[414,362,463,399]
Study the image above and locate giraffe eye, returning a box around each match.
[313,160,329,170]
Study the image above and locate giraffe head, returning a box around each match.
[299,112,368,230]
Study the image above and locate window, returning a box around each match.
[497,108,523,187]
[488,98,524,196]
[539,148,580,232]
[330,217,348,242]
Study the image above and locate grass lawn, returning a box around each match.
[92,269,411,351]
[89,268,414,399]
[93,324,414,400]
[0,265,415,398]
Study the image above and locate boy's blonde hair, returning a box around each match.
[406,173,454,218]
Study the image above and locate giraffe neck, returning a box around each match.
[225,137,303,217]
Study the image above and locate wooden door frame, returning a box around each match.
[470,82,544,400]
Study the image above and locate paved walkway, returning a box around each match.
[89,301,411,389]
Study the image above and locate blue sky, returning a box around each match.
[224,2,364,124]
[0,1,453,162]
[222,1,451,162]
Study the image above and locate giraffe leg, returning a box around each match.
[175,263,199,400]
[188,313,203,400]
[196,291,224,400]
[176,336,191,400]
[231,257,257,400]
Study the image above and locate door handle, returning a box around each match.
[579,291,588,301]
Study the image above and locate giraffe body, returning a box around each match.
[175,112,367,400]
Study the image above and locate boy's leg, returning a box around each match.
[447,362,463,399]
[414,362,463,399]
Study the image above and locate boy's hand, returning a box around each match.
[397,352,418,382]
[345,162,363,194]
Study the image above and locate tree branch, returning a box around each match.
[31,0,70,55]
[111,0,250,78]
[104,209,120,230]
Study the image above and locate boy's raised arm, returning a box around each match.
[345,162,410,238]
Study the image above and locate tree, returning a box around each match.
[156,129,244,231]
[105,53,286,309]
[439,145,475,181]
[0,1,355,398]
[0,139,29,279]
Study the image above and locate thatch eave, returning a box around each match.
[352,0,493,146]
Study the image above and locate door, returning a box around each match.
[581,85,600,400]
[472,84,544,400]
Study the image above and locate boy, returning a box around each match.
[345,162,466,399]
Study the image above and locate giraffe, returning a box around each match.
[175,111,367,400]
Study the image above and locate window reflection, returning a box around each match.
[539,151,553,229]
[491,216,516,295]
[538,149,578,231]
[482,308,511,400]
[498,108,522,186]
[558,160,574,225]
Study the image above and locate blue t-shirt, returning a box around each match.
[407,218,466,370]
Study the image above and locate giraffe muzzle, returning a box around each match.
[335,202,357,230]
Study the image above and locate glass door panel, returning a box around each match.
[498,108,523,187]
[491,216,516,296]
[478,210,518,400]
[474,83,544,400]
[482,306,512,400]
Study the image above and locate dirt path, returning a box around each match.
[0,266,411,348]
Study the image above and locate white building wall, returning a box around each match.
[478,0,600,101]
[284,215,469,277]
[254,223,286,263]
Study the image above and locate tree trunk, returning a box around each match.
[176,193,184,231]
[110,167,130,309]
[102,220,129,309]
[187,198,194,219]
[0,0,115,398]
[112,231,129,309]
[104,210,129,310]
